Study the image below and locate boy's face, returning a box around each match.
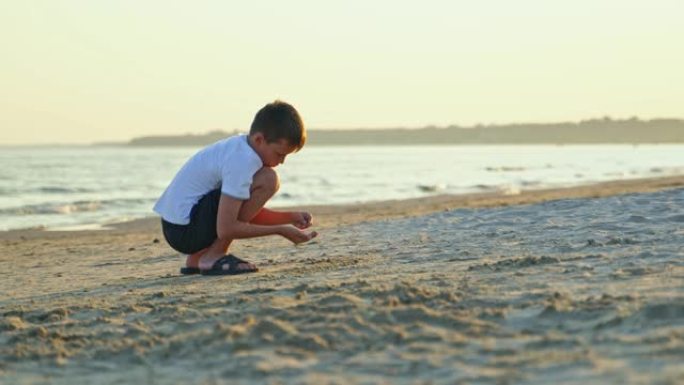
[250,133,298,167]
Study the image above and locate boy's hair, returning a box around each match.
[250,100,306,151]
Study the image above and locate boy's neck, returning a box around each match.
[246,134,256,151]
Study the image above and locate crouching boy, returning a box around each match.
[153,100,317,275]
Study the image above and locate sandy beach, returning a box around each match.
[2,175,684,384]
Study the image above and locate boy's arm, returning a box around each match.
[217,195,316,243]
[250,208,313,229]
[250,208,295,226]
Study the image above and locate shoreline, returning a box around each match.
[3,174,684,241]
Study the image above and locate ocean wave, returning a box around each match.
[0,186,95,196]
[0,197,154,216]
[485,166,527,172]
[0,187,19,196]
[520,180,542,187]
[473,184,525,193]
[0,201,103,215]
[473,184,493,190]
[37,186,94,194]
[497,185,521,195]
[417,184,445,193]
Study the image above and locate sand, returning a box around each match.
[2,175,684,384]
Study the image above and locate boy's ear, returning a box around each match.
[251,132,265,145]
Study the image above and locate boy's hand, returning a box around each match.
[291,211,313,229]
[279,226,318,244]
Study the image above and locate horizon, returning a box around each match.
[2,116,682,147]
[2,1,683,145]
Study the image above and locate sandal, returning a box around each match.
[180,266,200,275]
[200,254,258,276]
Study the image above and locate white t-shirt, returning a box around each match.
[153,134,263,225]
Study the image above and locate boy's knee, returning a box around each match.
[253,167,280,195]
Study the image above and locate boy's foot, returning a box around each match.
[200,254,259,275]
[181,252,256,275]
[182,248,209,273]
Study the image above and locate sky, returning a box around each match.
[1,1,682,145]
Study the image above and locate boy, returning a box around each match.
[154,100,318,275]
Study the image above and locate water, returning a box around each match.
[1,144,683,231]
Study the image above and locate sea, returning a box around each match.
[1,144,683,231]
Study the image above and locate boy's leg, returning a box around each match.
[185,248,208,269]
[238,166,280,222]
[197,167,279,271]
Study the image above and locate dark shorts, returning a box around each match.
[161,189,222,254]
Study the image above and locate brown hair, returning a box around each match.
[249,100,306,151]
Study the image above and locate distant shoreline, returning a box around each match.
[2,117,683,147]
[125,117,684,146]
